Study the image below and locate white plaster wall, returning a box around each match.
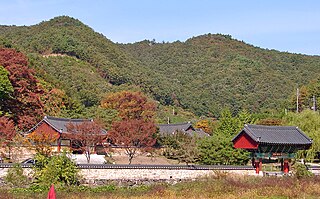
[80,169,256,181]
[0,167,256,182]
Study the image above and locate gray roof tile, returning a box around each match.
[158,122,210,137]
[158,123,193,134]
[232,124,312,145]
[44,116,92,132]
[27,116,107,135]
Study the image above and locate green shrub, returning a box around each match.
[4,164,30,187]
[90,185,116,193]
[292,163,314,179]
[34,152,80,187]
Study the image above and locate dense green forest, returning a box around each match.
[1,16,320,120]
[121,35,320,115]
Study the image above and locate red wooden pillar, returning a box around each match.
[283,159,289,173]
[57,137,61,153]
[255,159,262,174]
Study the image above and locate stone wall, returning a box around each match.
[79,168,256,185]
[0,168,33,179]
[0,166,256,185]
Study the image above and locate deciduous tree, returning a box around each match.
[66,121,106,163]
[0,116,16,143]
[101,91,156,120]
[284,110,320,160]
[102,91,157,164]
[0,65,13,100]
[160,132,199,165]
[0,116,16,160]
[195,119,212,134]
[27,130,59,157]
[0,48,44,130]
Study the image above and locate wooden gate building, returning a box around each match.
[232,124,312,174]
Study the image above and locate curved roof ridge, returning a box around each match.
[295,126,313,142]
[45,115,92,122]
[243,125,259,141]
[246,124,297,129]
[240,124,312,145]
[158,122,191,126]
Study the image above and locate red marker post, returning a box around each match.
[47,184,56,199]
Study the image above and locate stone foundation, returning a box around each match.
[79,168,255,185]
[0,166,255,185]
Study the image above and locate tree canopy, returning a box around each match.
[66,120,106,163]
[0,65,13,100]
[0,48,44,130]
[102,91,157,164]
[198,109,254,165]
[1,16,320,118]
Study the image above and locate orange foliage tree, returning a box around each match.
[66,121,106,163]
[28,130,59,157]
[0,116,16,160]
[195,119,212,134]
[0,116,16,144]
[101,91,157,164]
[41,88,67,117]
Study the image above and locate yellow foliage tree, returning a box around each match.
[27,131,59,157]
[195,119,212,134]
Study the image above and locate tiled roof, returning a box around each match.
[44,116,92,133]
[232,124,312,145]
[27,116,107,134]
[158,122,210,137]
[158,122,193,134]
[190,128,210,137]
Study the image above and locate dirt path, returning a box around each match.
[108,154,180,165]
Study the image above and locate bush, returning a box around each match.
[198,135,249,165]
[34,152,80,187]
[4,164,30,187]
[158,132,200,165]
[292,163,314,179]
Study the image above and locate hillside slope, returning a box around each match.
[1,16,320,117]
[121,34,320,115]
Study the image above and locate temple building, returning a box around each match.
[25,116,107,152]
[232,124,312,174]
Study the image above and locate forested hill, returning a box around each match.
[1,16,320,117]
[120,35,320,115]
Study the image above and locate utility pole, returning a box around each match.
[296,88,299,113]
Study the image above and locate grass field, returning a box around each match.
[2,175,320,199]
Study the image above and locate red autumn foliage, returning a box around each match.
[108,119,157,164]
[102,91,157,164]
[0,116,16,146]
[101,91,156,120]
[66,121,106,163]
[0,48,44,130]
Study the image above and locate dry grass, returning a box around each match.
[3,176,320,199]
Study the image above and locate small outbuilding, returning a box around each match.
[26,116,107,152]
[232,124,312,174]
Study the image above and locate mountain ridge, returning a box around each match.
[1,16,320,117]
